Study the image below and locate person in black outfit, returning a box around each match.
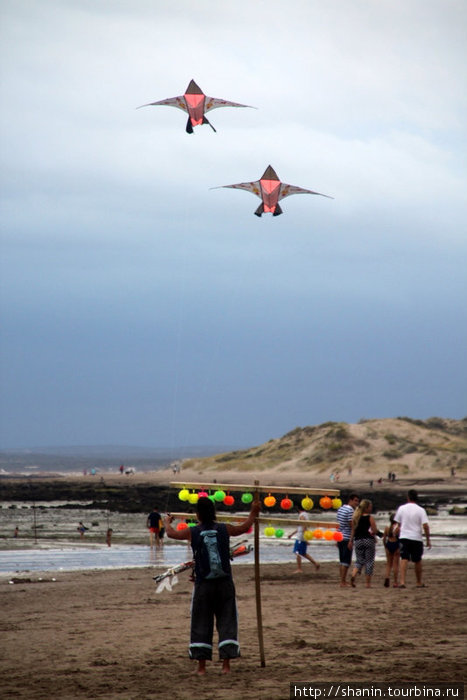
[147,507,162,548]
[164,496,260,675]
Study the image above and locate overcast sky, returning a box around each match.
[1,0,466,450]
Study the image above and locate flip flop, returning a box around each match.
[399,584,406,588]
[416,584,427,588]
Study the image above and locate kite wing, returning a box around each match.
[137,96,187,112]
[279,183,333,201]
[205,96,255,113]
[212,180,262,198]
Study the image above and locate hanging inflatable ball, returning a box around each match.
[198,491,208,498]
[241,492,253,504]
[280,497,292,510]
[332,497,342,509]
[324,530,334,540]
[188,492,199,505]
[303,530,314,541]
[176,522,188,531]
[301,497,314,511]
[333,531,344,541]
[319,496,332,510]
[313,528,324,539]
[275,528,284,538]
[264,526,275,537]
[208,494,216,503]
[264,495,276,508]
[178,489,190,502]
[214,490,226,502]
[224,494,235,506]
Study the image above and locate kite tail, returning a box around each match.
[203,116,217,133]
[254,203,264,217]
[273,204,283,216]
[186,117,194,134]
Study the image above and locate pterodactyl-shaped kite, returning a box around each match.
[138,79,254,133]
[213,165,333,216]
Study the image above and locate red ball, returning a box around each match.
[280,498,292,510]
[224,495,235,506]
[333,531,344,541]
[176,522,188,531]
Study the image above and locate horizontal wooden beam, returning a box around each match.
[168,512,338,529]
[170,481,340,497]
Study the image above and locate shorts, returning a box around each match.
[400,538,423,563]
[385,540,400,554]
[338,539,352,567]
[149,527,160,534]
[293,540,308,556]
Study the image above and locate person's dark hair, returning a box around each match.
[196,496,216,524]
[348,492,359,501]
[408,489,418,502]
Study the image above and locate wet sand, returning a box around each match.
[1,559,466,699]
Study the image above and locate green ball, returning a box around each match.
[241,492,253,504]
[275,529,284,538]
[214,490,226,502]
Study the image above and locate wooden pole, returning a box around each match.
[254,480,266,667]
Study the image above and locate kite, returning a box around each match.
[138,79,254,133]
[213,165,333,216]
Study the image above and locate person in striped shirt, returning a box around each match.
[336,493,360,587]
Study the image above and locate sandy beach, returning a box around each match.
[1,559,466,699]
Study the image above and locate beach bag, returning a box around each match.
[196,527,228,580]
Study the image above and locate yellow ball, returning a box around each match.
[178,489,190,502]
[332,497,342,509]
[303,530,314,541]
[264,526,275,537]
[301,497,314,511]
[188,492,199,505]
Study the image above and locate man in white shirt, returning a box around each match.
[394,489,431,588]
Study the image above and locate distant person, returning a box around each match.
[288,507,320,574]
[106,528,113,547]
[119,464,124,474]
[14,526,19,538]
[164,496,260,676]
[336,493,360,586]
[383,514,400,587]
[394,490,431,588]
[147,507,162,548]
[77,522,88,538]
[349,499,379,588]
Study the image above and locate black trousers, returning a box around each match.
[189,578,240,660]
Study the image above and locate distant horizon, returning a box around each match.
[1,413,465,454]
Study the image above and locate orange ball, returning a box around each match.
[313,528,324,539]
[264,495,276,508]
[320,496,332,509]
[324,530,334,540]
[176,522,188,531]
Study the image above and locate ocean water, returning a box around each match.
[0,504,466,575]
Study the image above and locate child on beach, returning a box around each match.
[383,514,400,587]
[164,496,260,676]
[288,507,320,574]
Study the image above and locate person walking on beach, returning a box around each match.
[164,496,260,676]
[349,499,379,588]
[383,514,400,587]
[288,507,320,574]
[77,522,88,538]
[147,507,162,548]
[336,493,360,586]
[394,489,431,588]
